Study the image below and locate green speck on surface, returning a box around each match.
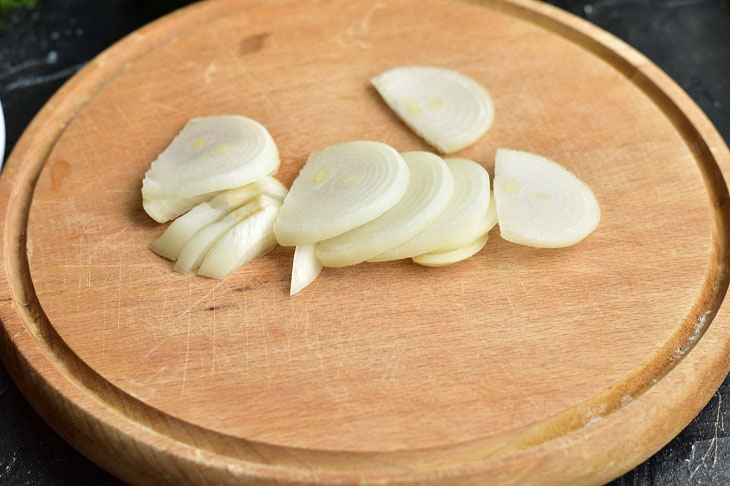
[0,0,37,11]
[0,0,38,25]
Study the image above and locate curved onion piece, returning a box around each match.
[316,152,453,267]
[371,66,494,154]
[143,190,223,224]
[290,244,323,296]
[425,197,497,254]
[174,195,278,273]
[494,149,600,248]
[483,193,498,233]
[370,158,490,261]
[274,141,409,246]
[412,233,489,267]
[150,177,287,261]
[142,115,279,201]
[198,204,279,280]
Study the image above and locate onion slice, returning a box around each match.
[142,115,279,201]
[371,66,494,154]
[274,141,409,246]
[494,149,600,248]
[143,191,223,224]
[425,191,497,254]
[370,158,490,261]
[198,204,279,280]
[412,233,489,267]
[174,195,278,273]
[316,151,453,267]
[150,177,287,261]
[290,244,323,295]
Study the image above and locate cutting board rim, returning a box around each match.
[1,0,729,483]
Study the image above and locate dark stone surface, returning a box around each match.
[0,0,728,484]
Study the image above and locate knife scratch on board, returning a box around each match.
[494,358,543,416]
[143,329,177,359]
[203,62,216,87]
[116,256,123,332]
[308,303,327,378]
[227,279,252,371]
[170,279,226,323]
[85,222,135,262]
[180,274,193,395]
[259,302,272,389]
[211,287,217,376]
[335,1,386,49]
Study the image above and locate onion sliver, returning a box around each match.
[290,244,323,295]
[494,149,600,248]
[316,152,453,267]
[142,115,279,200]
[198,204,279,280]
[174,195,278,273]
[274,141,409,246]
[150,177,287,261]
[412,233,489,267]
[371,66,494,154]
[143,190,222,224]
[370,158,490,261]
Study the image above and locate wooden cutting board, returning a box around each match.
[1,0,728,484]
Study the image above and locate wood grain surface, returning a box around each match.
[0,0,729,484]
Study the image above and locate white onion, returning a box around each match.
[425,190,497,254]
[150,177,287,261]
[198,204,279,280]
[274,141,409,246]
[370,157,490,261]
[316,151,453,267]
[494,149,600,248]
[142,115,279,201]
[412,233,489,267]
[143,191,222,224]
[290,244,323,295]
[174,195,278,273]
[371,66,494,154]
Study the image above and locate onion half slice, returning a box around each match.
[493,149,600,248]
[142,115,279,201]
[371,66,494,154]
[274,141,409,246]
[316,151,453,267]
[370,158,490,261]
[412,233,489,267]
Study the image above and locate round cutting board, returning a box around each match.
[1,0,729,484]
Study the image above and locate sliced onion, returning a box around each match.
[316,151,453,267]
[425,190,497,254]
[290,244,323,295]
[150,177,287,261]
[370,157,490,261]
[198,204,279,280]
[274,141,409,246]
[143,191,222,224]
[412,233,489,267]
[494,149,600,248]
[174,195,278,273]
[371,66,494,154]
[142,115,279,201]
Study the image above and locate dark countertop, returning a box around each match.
[1,1,729,484]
